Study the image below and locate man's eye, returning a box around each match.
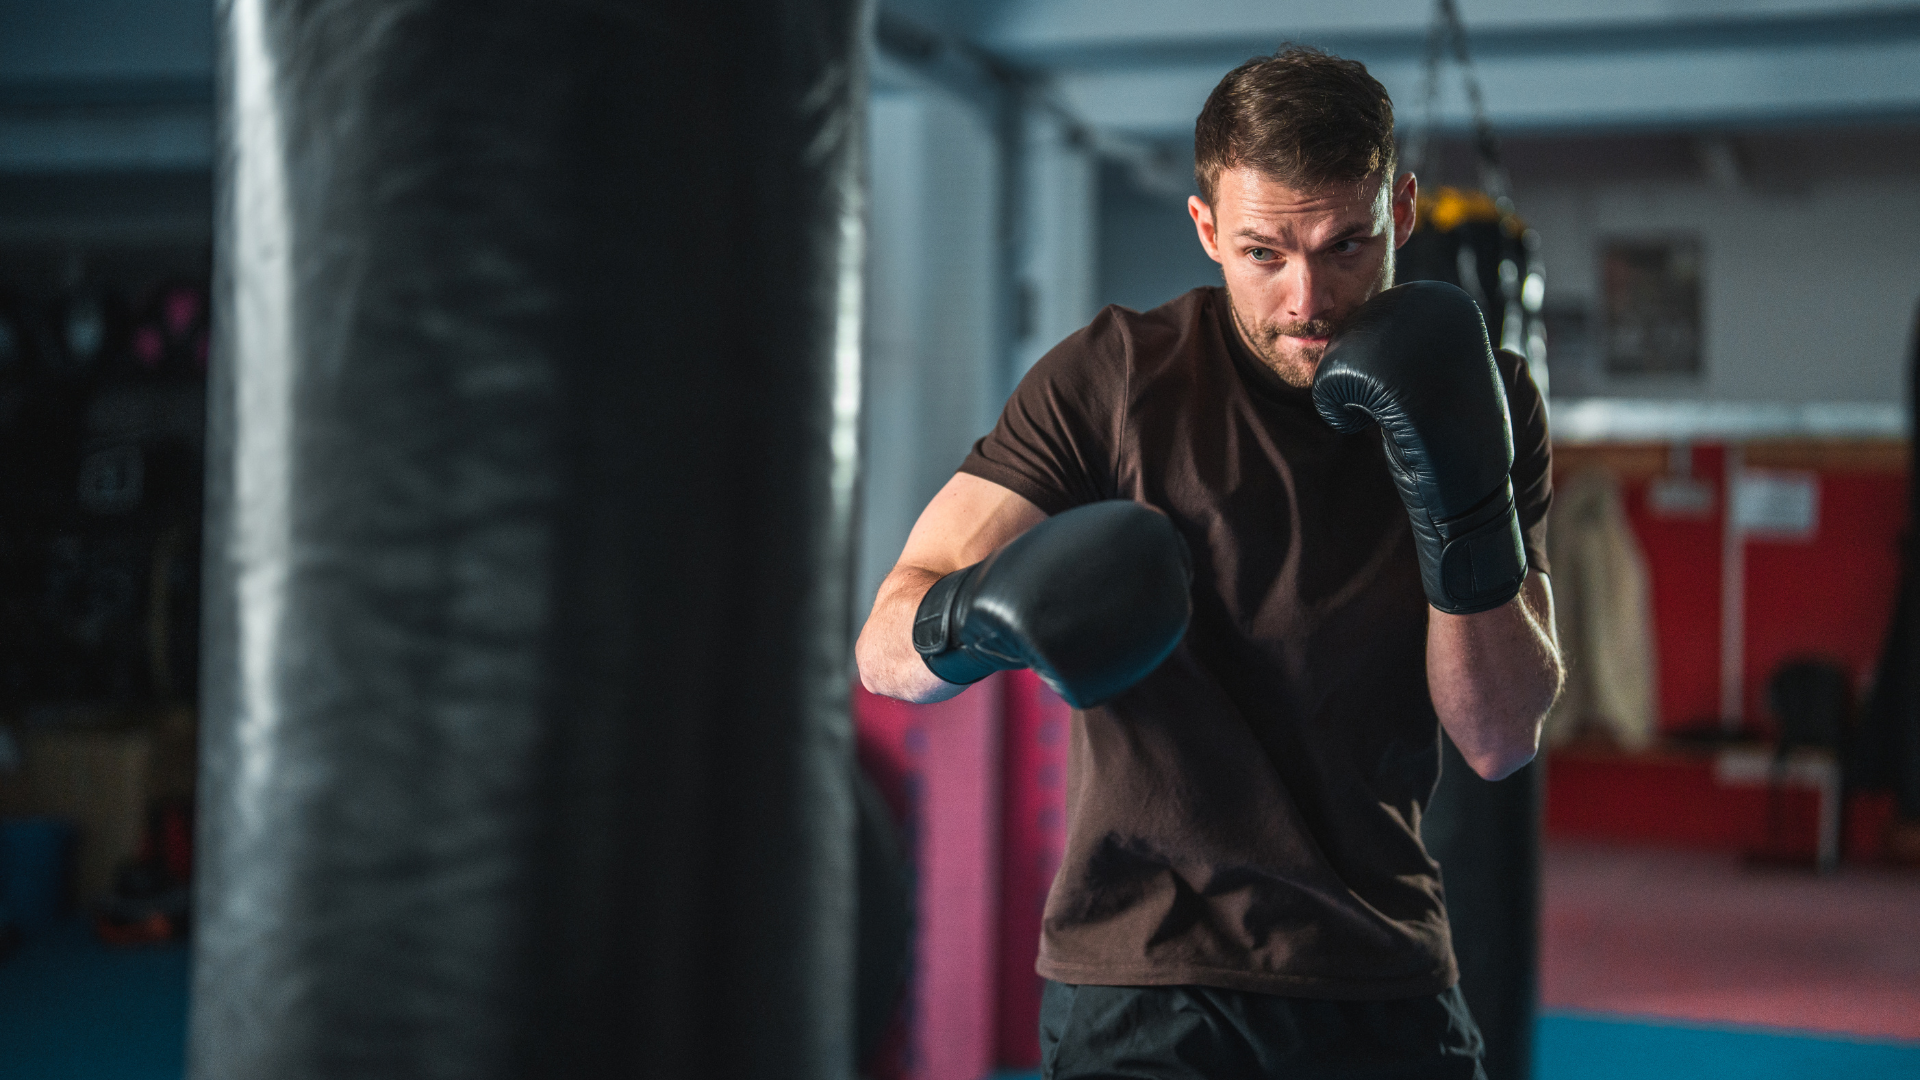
[1248,248,1274,263]
[1332,239,1362,254]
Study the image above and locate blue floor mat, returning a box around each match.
[0,917,188,1080]
[1537,1012,1920,1080]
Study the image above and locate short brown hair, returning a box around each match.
[1193,47,1396,203]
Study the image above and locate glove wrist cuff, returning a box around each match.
[913,565,998,685]
[1424,481,1528,615]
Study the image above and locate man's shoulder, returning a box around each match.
[1088,287,1217,347]
[1053,287,1218,382]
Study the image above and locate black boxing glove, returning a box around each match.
[1312,281,1528,615]
[912,500,1192,708]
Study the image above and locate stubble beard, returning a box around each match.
[1227,299,1334,389]
[1225,253,1396,390]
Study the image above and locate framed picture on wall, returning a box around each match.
[1601,236,1702,376]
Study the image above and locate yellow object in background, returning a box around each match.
[1417,186,1522,235]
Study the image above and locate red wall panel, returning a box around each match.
[995,671,1070,1070]
[855,679,1002,1080]
[1741,471,1904,725]
[1609,445,1905,734]
[857,670,1074,1074]
[1547,750,1820,852]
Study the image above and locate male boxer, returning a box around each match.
[856,48,1562,1078]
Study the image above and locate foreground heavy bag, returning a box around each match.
[193,1,869,1078]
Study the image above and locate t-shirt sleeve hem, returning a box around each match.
[957,455,1079,518]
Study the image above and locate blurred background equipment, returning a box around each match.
[0,251,206,713]
[1859,299,1920,862]
[1545,468,1658,752]
[0,817,74,924]
[1745,657,1852,872]
[854,764,915,1073]
[1396,0,1547,395]
[1393,4,1547,1077]
[0,245,208,978]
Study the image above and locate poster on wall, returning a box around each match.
[1602,236,1703,376]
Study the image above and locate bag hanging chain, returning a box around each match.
[1406,0,1514,215]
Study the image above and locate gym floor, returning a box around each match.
[2,842,1916,1079]
[1530,841,1920,1080]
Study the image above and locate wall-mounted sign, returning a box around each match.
[1647,474,1715,518]
[1731,468,1819,540]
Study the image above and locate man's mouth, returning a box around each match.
[1272,319,1339,348]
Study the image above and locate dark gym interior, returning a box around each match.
[2,2,1919,1079]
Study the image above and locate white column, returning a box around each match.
[1720,443,1746,731]
[1008,100,1098,386]
[858,87,1003,619]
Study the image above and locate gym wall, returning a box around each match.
[1555,441,1907,735]
[1096,160,1220,320]
[1525,175,1920,405]
[1094,129,1920,410]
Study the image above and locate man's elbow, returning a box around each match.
[853,629,893,698]
[1463,740,1538,782]
[1465,659,1564,780]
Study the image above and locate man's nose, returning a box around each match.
[1285,259,1337,323]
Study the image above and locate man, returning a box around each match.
[856,48,1562,1078]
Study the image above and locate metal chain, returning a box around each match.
[1407,0,1514,211]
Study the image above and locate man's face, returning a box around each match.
[1189,167,1416,387]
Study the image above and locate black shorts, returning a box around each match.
[1039,980,1488,1080]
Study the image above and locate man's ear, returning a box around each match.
[1390,172,1417,249]
[1189,196,1223,264]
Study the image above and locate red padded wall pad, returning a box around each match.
[854,679,1002,1080]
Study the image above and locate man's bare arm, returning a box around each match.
[855,473,1047,703]
[1427,571,1564,781]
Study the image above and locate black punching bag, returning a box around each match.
[192,1,868,1078]
[1861,300,1920,826]
[1403,191,1543,1080]
[1423,739,1541,1080]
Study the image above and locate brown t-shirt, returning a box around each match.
[959,286,1551,1000]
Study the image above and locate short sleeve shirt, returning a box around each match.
[959,286,1552,999]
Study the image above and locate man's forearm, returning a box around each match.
[855,474,1051,704]
[855,565,964,704]
[1426,572,1563,781]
